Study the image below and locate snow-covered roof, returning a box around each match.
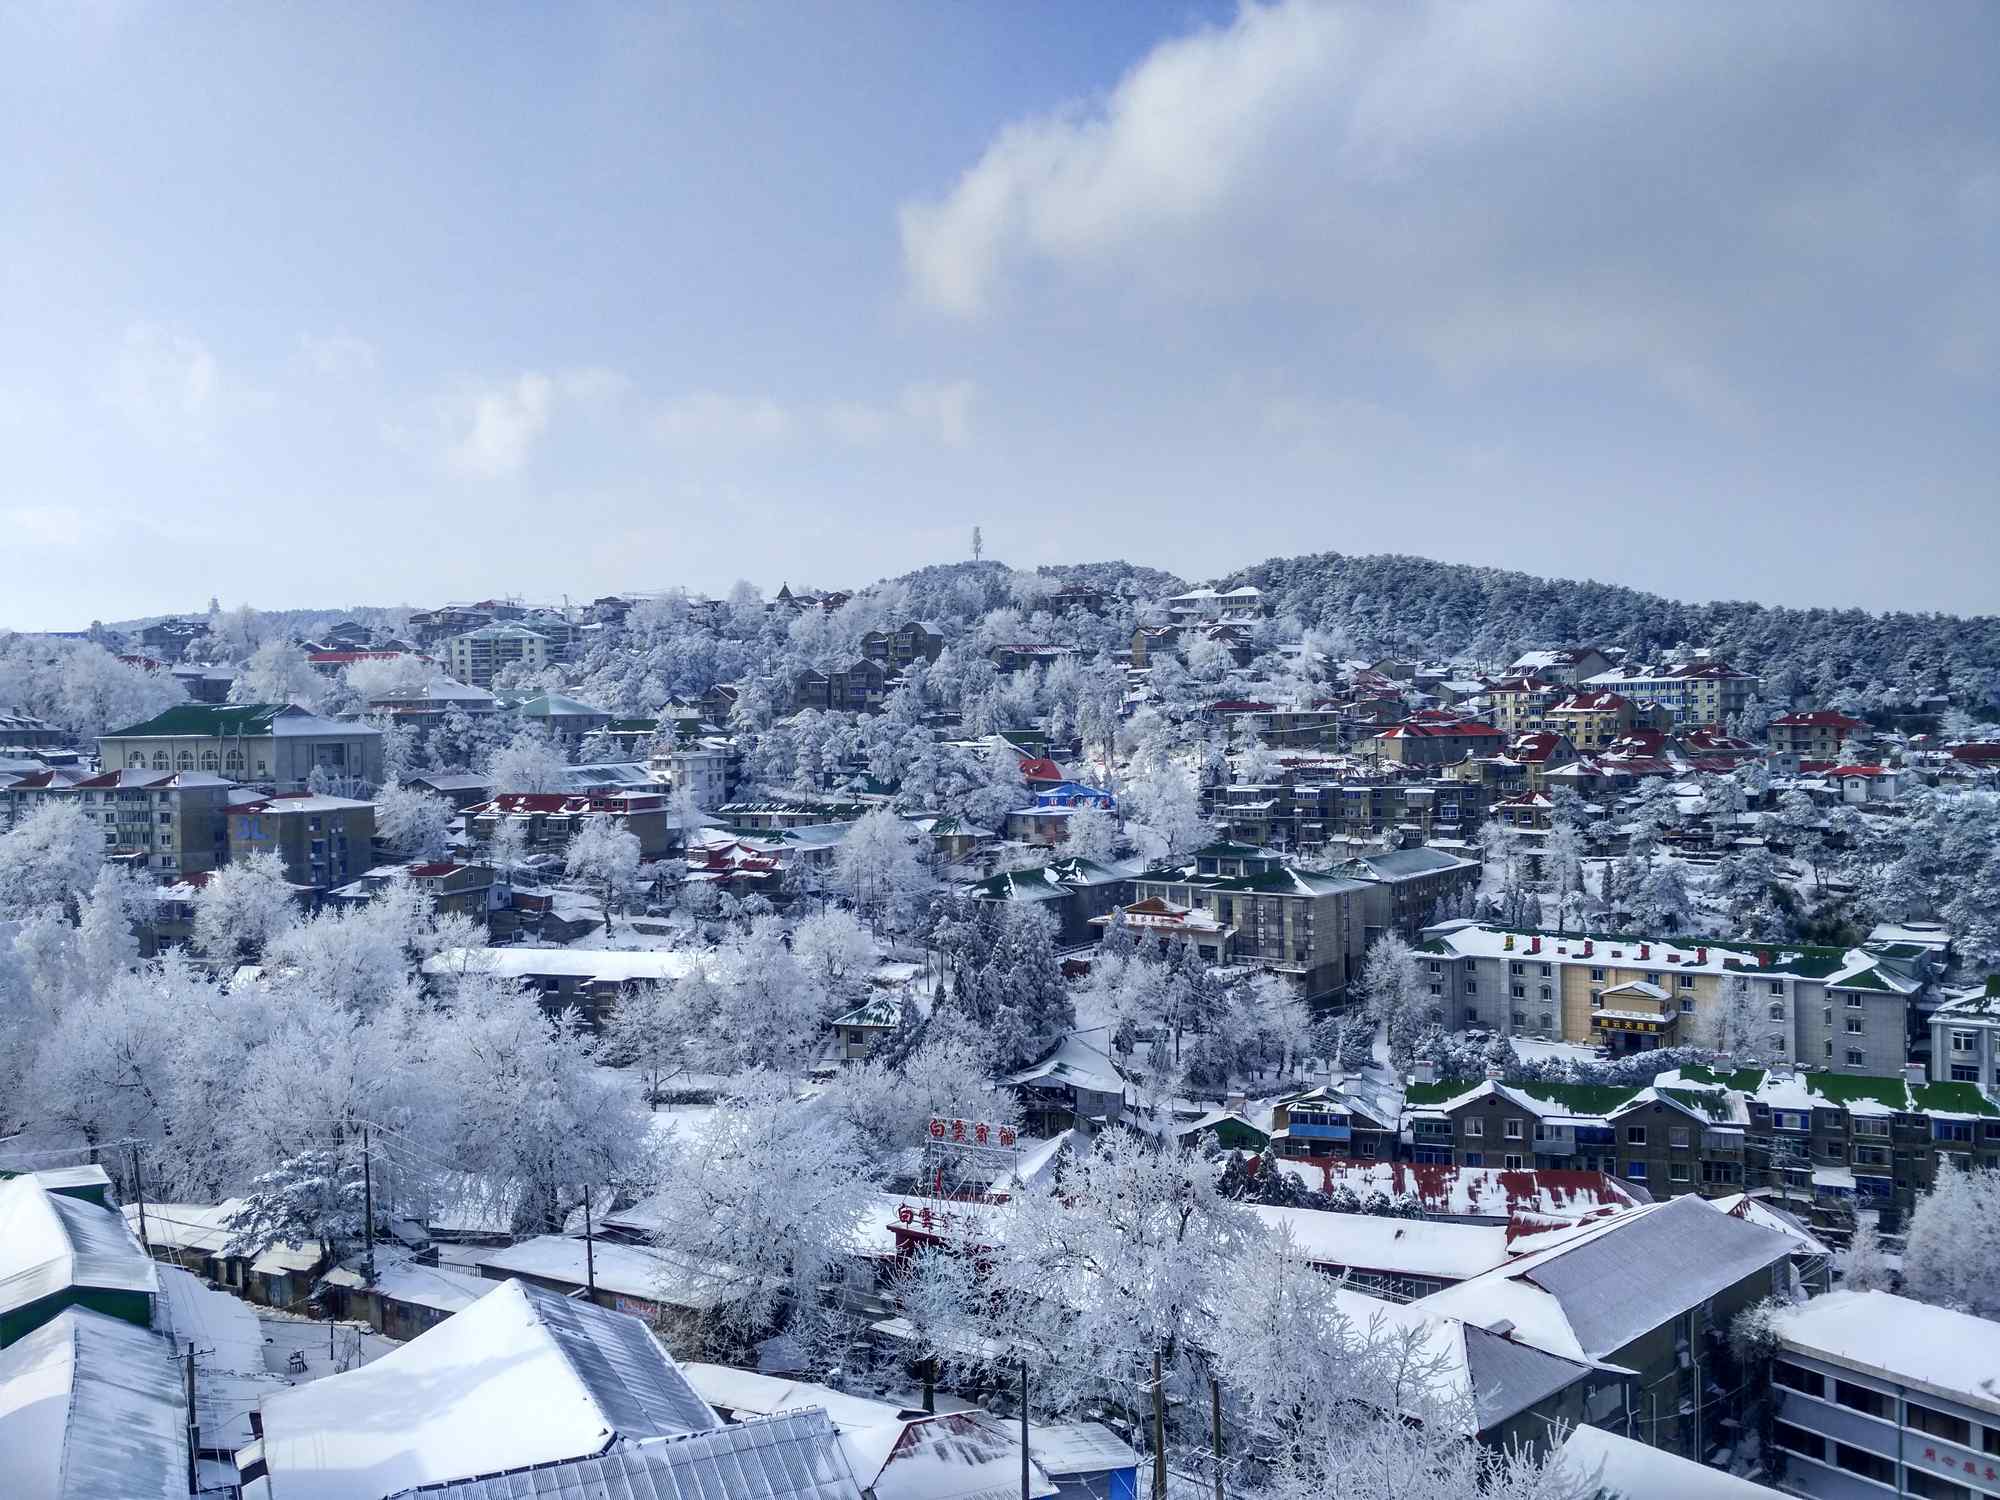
[121,1199,243,1256]
[996,1420,1141,1477]
[0,1175,157,1319]
[0,1308,187,1500]
[155,1264,265,1376]
[1774,1290,2000,1416]
[1555,1423,1778,1499]
[252,1278,719,1500]
[1003,1034,1126,1098]
[1417,1196,1797,1364]
[846,1412,1058,1500]
[321,1251,492,1317]
[1249,1206,1511,1282]
[1703,1194,1831,1257]
[423,947,707,984]
[474,1235,751,1313]
[403,1410,863,1500]
[681,1363,903,1432]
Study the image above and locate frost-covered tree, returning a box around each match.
[0,801,105,921]
[1055,802,1121,865]
[487,725,570,794]
[1124,762,1210,865]
[1841,1215,1894,1293]
[1693,974,1762,1058]
[832,808,931,930]
[646,1072,871,1352]
[191,850,301,965]
[1902,1156,2000,1320]
[565,815,642,933]
[790,905,877,996]
[372,779,454,862]
[225,1146,368,1262]
[229,639,326,709]
[600,980,691,1101]
[1362,932,1431,1067]
[438,984,645,1235]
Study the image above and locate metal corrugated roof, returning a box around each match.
[0,1176,157,1319]
[397,1410,861,1500]
[527,1283,721,1441]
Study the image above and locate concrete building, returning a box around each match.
[1770,1290,2000,1500]
[229,792,376,892]
[1930,983,2000,1092]
[443,621,551,688]
[1582,661,1757,729]
[99,702,384,793]
[0,767,233,875]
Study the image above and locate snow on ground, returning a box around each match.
[257,1311,400,1384]
[1507,1037,1604,1067]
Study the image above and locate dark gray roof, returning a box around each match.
[1522,1195,1795,1359]
[1354,847,1475,880]
[1460,1324,1593,1430]
[526,1283,719,1441]
[395,1410,861,1500]
[0,1308,187,1500]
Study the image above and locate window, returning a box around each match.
[1670,1162,1690,1182]
[1833,1379,1894,1420]
[1625,1126,1647,1145]
[1953,1064,1981,1083]
[1680,997,1695,1014]
[1846,993,1865,1009]
[1540,963,1551,977]
[1908,1402,1972,1447]
[1591,992,1604,1009]
[1504,1118,1524,1140]
[1511,1011,1526,1027]
[1625,1160,1647,1179]
[1846,1049,1866,1067]
[1768,980,1783,994]
[1679,974,1694,988]
[1428,960,1442,974]
[1936,1121,1975,1144]
[1503,1153,1523,1170]
[1985,1425,2000,1458]
[1853,1117,1890,1137]
[1772,1362,1824,1397]
[1464,978,1478,994]
[1853,1145,1890,1167]
[1769,1002,1786,1021]
[1464,1009,1480,1027]
[1464,1118,1484,1138]
[1907,1471,1976,1500]
[1952,1030,1977,1055]
[1669,1126,1691,1149]
[1538,1012,1552,1030]
[1511,984,1525,999]
[1510,961,1524,976]
[1846,1017,1865,1035]
[1591,968,1605,981]
[1538,984,1552,1001]
[1463,1152,1484,1168]
[1832,1444,1896,1486]
[1771,1422,1823,1461]
[1701,1160,1743,1185]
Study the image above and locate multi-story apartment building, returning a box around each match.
[1770,1290,2000,1500]
[1361,720,1505,767]
[1543,690,1637,750]
[515,691,612,746]
[1581,660,1756,729]
[793,658,893,714]
[1504,646,1614,685]
[1,768,233,875]
[1484,678,1562,736]
[1930,983,2000,1091]
[1768,709,1867,764]
[1418,922,1926,1071]
[99,703,384,794]
[1341,846,1481,939]
[1127,841,1377,1002]
[444,622,551,688]
[0,710,67,749]
[229,792,376,892]
[859,620,945,671]
[463,790,674,860]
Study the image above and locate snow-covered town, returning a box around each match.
[5,6,1999,1500]
[5,557,2000,1500]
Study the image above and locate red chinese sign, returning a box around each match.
[927,1118,1016,1148]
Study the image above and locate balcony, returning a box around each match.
[1288,1122,1352,1143]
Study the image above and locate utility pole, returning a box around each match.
[583,1185,596,1299]
[129,1143,151,1256]
[1151,1350,1167,1500]
[1019,1360,1030,1500]
[184,1345,199,1495]
[1209,1374,1224,1500]
[362,1128,375,1282]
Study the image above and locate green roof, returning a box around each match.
[1513,1081,1642,1117]
[1911,1082,2000,1118]
[1402,1080,1480,1106]
[1657,1086,1734,1121]
[518,692,607,717]
[1802,1073,1914,1111]
[1676,1064,1769,1093]
[104,702,288,737]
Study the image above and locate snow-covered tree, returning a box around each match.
[565,815,642,933]
[191,850,301,965]
[646,1072,871,1351]
[1124,762,1210,866]
[487,725,570,794]
[0,801,105,921]
[1056,803,1121,865]
[790,905,878,995]
[372,779,454,862]
[1362,932,1432,1067]
[833,808,931,930]
[1841,1215,1894,1293]
[1693,973,1762,1058]
[1902,1155,2000,1320]
[229,639,326,709]
[601,980,691,1102]
[225,1146,367,1262]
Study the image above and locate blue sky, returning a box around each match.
[2,1,1995,627]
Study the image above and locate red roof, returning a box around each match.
[1018,757,1064,783]
[1949,743,2000,765]
[1771,710,1864,730]
[1380,721,1500,739]
[1824,765,1889,777]
[472,791,660,815]
[306,649,420,665]
[1208,700,1277,713]
[1550,690,1630,712]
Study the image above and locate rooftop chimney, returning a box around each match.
[1759,949,1773,968]
[1639,943,1651,961]
[1904,1064,1927,1089]
[1530,936,1542,955]
[1697,946,1708,964]
[1583,939,1594,957]
[1503,934,1515,951]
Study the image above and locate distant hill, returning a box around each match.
[1228,550,1998,706]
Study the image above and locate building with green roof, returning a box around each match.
[99,703,383,793]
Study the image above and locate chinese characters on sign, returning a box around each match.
[928,1117,1017,1148]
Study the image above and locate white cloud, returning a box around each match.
[898,380,975,446]
[652,391,794,446]
[298,331,377,377]
[444,373,555,479]
[900,0,1991,419]
[111,323,222,442]
[2,505,100,547]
